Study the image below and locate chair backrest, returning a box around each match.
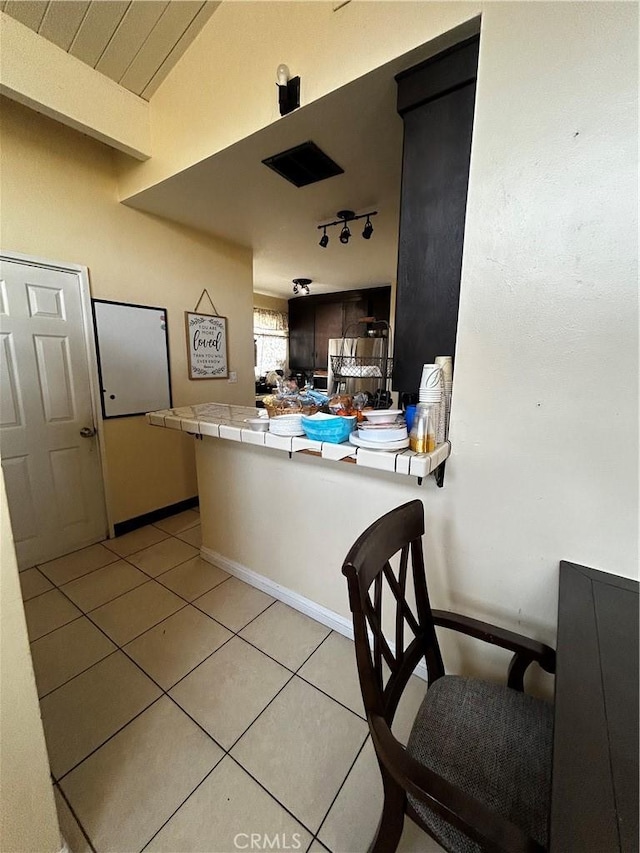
[342,500,445,726]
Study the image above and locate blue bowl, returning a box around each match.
[301,414,356,444]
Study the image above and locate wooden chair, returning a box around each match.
[342,500,556,853]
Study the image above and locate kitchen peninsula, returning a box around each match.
[147,403,451,642]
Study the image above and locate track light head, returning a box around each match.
[316,209,377,248]
[292,278,312,296]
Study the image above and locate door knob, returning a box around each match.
[79,427,96,438]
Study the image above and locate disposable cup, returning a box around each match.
[420,364,442,390]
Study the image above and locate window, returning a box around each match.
[253,308,288,377]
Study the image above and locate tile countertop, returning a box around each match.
[146,404,450,482]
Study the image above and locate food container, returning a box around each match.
[301,412,356,444]
[269,414,305,436]
[361,409,403,425]
[409,404,436,453]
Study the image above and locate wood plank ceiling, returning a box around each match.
[0,0,220,99]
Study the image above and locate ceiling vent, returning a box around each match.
[262,141,344,188]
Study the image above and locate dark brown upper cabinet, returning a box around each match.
[392,35,479,393]
[289,286,391,372]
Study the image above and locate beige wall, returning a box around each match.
[117,1,481,199]
[0,470,61,853]
[196,1,637,689]
[254,293,289,314]
[0,99,254,524]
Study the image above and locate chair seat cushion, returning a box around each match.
[406,676,553,853]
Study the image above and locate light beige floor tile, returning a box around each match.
[194,577,274,632]
[158,556,229,601]
[175,523,202,547]
[319,738,381,852]
[24,589,81,641]
[125,605,231,689]
[89,581,185,645]
[54,787,92,853]
[40,650,161,778]
[61,560,148,612]
[147,755,311,853]
[240,601,331,671]
[170,636,290,748]
[19,567,53,601]
[127,538,199,577]
[153,509,200,535]
[61,696,223,853]
[232,676,368,832]
[308,840,330,852]
[299,632,364,716]
[39,544,119,585]
[31,616,116,697]
[319,737,445,853]
[103,524,169,557]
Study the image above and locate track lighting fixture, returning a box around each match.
[316,209,378,247]
[292,278,311,296]
[276,64,300,117]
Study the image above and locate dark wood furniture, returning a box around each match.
[288,286,390,373]
[393,36,479,394]
[551,562,639,853]
[342,500,556,853]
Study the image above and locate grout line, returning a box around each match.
[36,646,120,701]
[38,553,121,587]
[56,693,166,783]
[313,734,371,843]
[27,613,85,644]
[34,531,367,849]
[55,781,97,853]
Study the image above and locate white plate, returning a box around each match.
[349,433,410,451]
[357,424,408,442]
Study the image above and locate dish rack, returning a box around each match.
[330,319,392,406]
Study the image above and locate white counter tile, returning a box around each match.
[321,443,357,462]
[292,437,324,454]
[241,429,266,446]
[219,425,242,442]
[198,421,220,438]
[265,433,294,452]
[356,448,398,472]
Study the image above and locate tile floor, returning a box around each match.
[20,508,444,853]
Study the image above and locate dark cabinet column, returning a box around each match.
[288,298,315,371]
[393,36,479,393]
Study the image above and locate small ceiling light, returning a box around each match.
[292,278,311,296]
[317,209,378,247]
[276,63,300,117]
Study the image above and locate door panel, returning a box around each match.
[0,258,107,567]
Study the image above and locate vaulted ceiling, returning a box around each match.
[0,0,220,99]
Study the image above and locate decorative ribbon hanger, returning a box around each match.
[193,288,220,316]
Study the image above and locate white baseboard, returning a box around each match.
[200,546,355,640]
[199,546,427,682]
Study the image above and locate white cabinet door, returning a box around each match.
[0,258,107,568]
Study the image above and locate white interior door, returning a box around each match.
[0,257,107,568]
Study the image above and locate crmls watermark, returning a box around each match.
[233,833,303,850]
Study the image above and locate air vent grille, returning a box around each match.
[262,141,344,188]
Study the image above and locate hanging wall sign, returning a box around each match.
[185,290,228,379]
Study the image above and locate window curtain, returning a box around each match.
[254,309,288,376]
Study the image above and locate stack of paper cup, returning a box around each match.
[419,364,443,446]
[419,364,443,403]
[435,356,453,440]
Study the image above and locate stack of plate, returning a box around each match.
[269,414,305,436]
[357,422,408,443]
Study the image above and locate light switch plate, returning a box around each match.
[228,371,238,383]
